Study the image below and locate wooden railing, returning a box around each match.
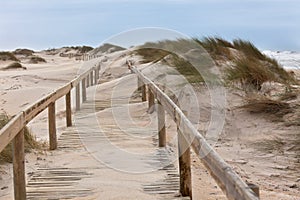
[0,62,101,200]
[130,65,260,200]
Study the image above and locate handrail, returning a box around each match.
[0,61,101,200]
[131,65,259,200]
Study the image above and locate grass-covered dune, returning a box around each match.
[134,37,297,89]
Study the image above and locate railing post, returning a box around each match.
[13,128,26,200]
[48,102,57,150]
[157,100,166,147]
[248,183,260,198]
[178,111,192,198]
[87,74,90,87]
[137,77,146,102]
[76,84,80,111]
[82,78,87,102]
[65,91,72,127]
[90,71,94,86]
[148,88,155,113]
[95,66,99,81]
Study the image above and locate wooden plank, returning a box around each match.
[24,93,55,123]
[48,102,57,150]
[13,128,26,200]
[95,66,99,82]
[76,85,80,111]
[0,113,24,152]
[65,92,72,127]
[132,66,259,200]
[157,100,166,147]
[82,78,87,102]
[54,84,71,100]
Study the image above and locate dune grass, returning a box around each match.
[2,62,26,70]
[29,55,46,64]
[0,113,44,163]
[0,51,19,62]
[225,58,278,90]
[13,49,34,56]
[134,37,297,89]
[241,95,292,121]
[194,37,234,60]
[135,47,204,83]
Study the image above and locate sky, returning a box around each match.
[0,0,299,51]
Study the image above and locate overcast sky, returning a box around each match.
[0,0,299,51]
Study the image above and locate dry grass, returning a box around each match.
[194,37,234,60]
[135,48,170,64]
[253,136,286,154]
[226,58,277,90]
[13,49,34,56]
[2,62,26,70]
[134,39,211,83]
[134,37,297,88]
[0,113,45,163]
[92,43,125,54]
[0,51,19,62]
[241,96,292,121]
[279,92,298,101]
[29,55,46,64]
[232,39,265,60]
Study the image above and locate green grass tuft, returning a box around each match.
[226,58,277,90]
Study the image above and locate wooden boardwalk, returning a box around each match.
[26,75,190,200]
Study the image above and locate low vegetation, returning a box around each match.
[0,113,44,163]
[2,62,26,70]
[13,48,34,56]
[0,51,19,62]
[92,43,125,55]
[64,46,94,53]
[135,37,297,89]
[241,96,291,116]
[29,55,46,64]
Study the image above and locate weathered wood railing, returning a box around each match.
[0,62,101,200]
[131,66,260,200]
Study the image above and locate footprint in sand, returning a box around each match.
[5,84,22,90]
